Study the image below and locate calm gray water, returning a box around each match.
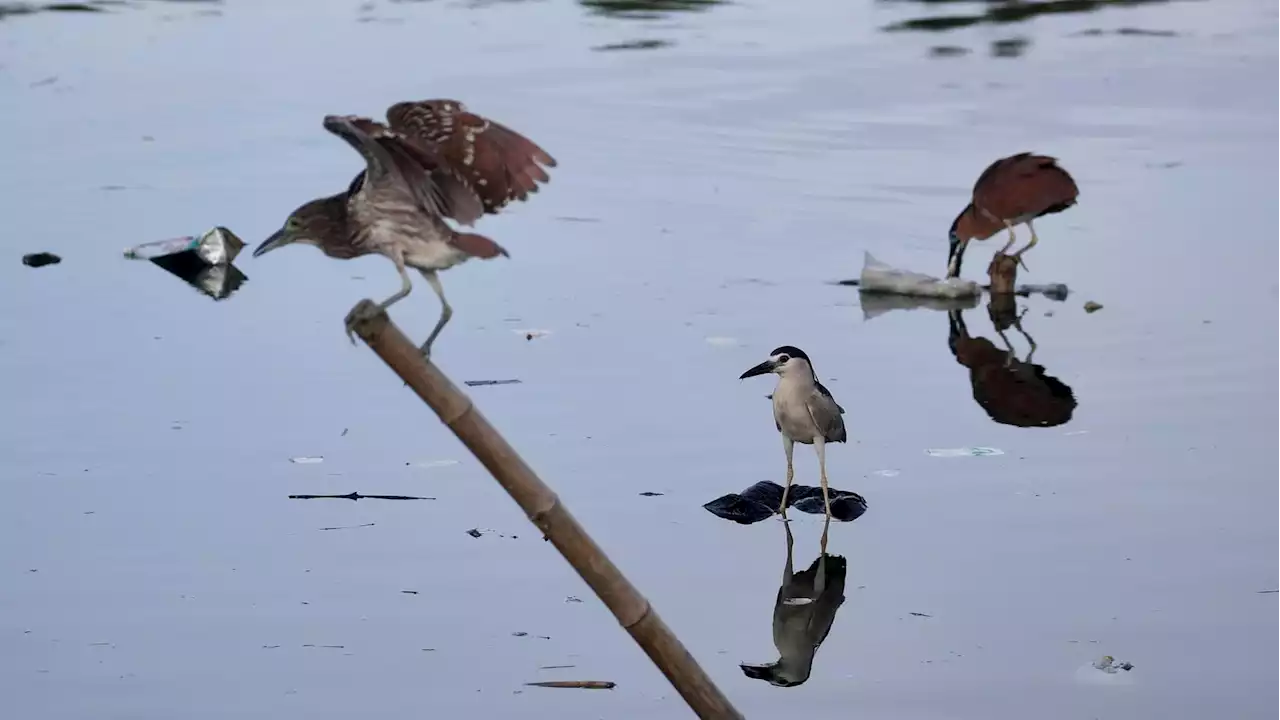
[1,1,1276,718]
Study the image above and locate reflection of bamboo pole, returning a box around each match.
[345,300,743,720]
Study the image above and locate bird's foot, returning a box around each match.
[344,299,383,346]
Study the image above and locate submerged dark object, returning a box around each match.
[703,481,867,525]
[125,227,249,300]
[22,252,61,268]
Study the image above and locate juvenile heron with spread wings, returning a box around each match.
[946,152,1079,279]
[253,100,557,357]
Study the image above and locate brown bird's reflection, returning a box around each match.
[740,519,846,688]
[948,294,1077,428]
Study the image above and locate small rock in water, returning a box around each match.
[22,252,61,268]
[1084,301,1104,313]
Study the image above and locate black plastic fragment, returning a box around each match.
[22,252,61,268]
[703,480,868,525]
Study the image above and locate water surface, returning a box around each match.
[1,0,1276,718]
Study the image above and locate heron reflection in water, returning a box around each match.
[948,294,1077,428]
[740,519,847,688]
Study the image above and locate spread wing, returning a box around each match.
[322,115,484,224]
[385,99,557,217]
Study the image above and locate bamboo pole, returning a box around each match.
[344,300,744,720]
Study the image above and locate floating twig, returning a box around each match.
[318,523,376,531]
[525,680,615,690]
[290,492,434,501]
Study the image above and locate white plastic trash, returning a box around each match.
[858,251,981,299]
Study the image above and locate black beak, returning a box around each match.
[946,231,968,278]
[739,663,778,681]
[253,228,291,258]
[739,359,776,380]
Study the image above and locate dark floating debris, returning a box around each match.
[524,680,615,690]
[1074,27,1178,37]
[1257,589,1279,594]
[466,527,519,539]
[1084,300,1104,313]
[638,491,664,497]
[909,612,933,618]
[463,379,523,387]
[289,492,434,501]
[593,38,672,51]
[22,252,61,268]
[124,226,248,301]
[539,664,577,670]
[703,481,868,525]
[318,523,376,531]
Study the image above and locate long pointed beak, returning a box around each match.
[947,233,968,278]
[739,360,776,380]
[253,228,292,258]
[739,663,778,681]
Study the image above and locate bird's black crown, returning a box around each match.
[770,345,809,361]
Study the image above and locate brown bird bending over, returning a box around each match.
[253,100,556,357]
[946,153,1078,278]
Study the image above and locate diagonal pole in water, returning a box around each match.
[344,300,743,720]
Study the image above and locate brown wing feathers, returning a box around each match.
[972,152,1078,222]
[385,99,557,215]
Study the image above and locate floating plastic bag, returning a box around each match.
[858,251,981,299]
[703,480,868,525]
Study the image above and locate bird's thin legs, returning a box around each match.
[1012,220,1038,271]
[378,262,415,310]
[819,514,831,556]
[782,521,795,585]
[779,435,795,516]
[345,260,414,345]
[417,269,453,360]
[997,221,1019,254]
[815,436,832,521]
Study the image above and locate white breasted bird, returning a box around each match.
[739,345,847,519]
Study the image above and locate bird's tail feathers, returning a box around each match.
[452,232,509,259]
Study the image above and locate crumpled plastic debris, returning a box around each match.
[858,251,981,299]
[1093,655,1135,674]
[703,480,868,524]
[124,226,245,266]
[124,227,248,300]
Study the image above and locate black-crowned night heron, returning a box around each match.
[253,100,557,358]
[739,345,846,520]
[740,520,846,688]
[947,152,1079,278]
